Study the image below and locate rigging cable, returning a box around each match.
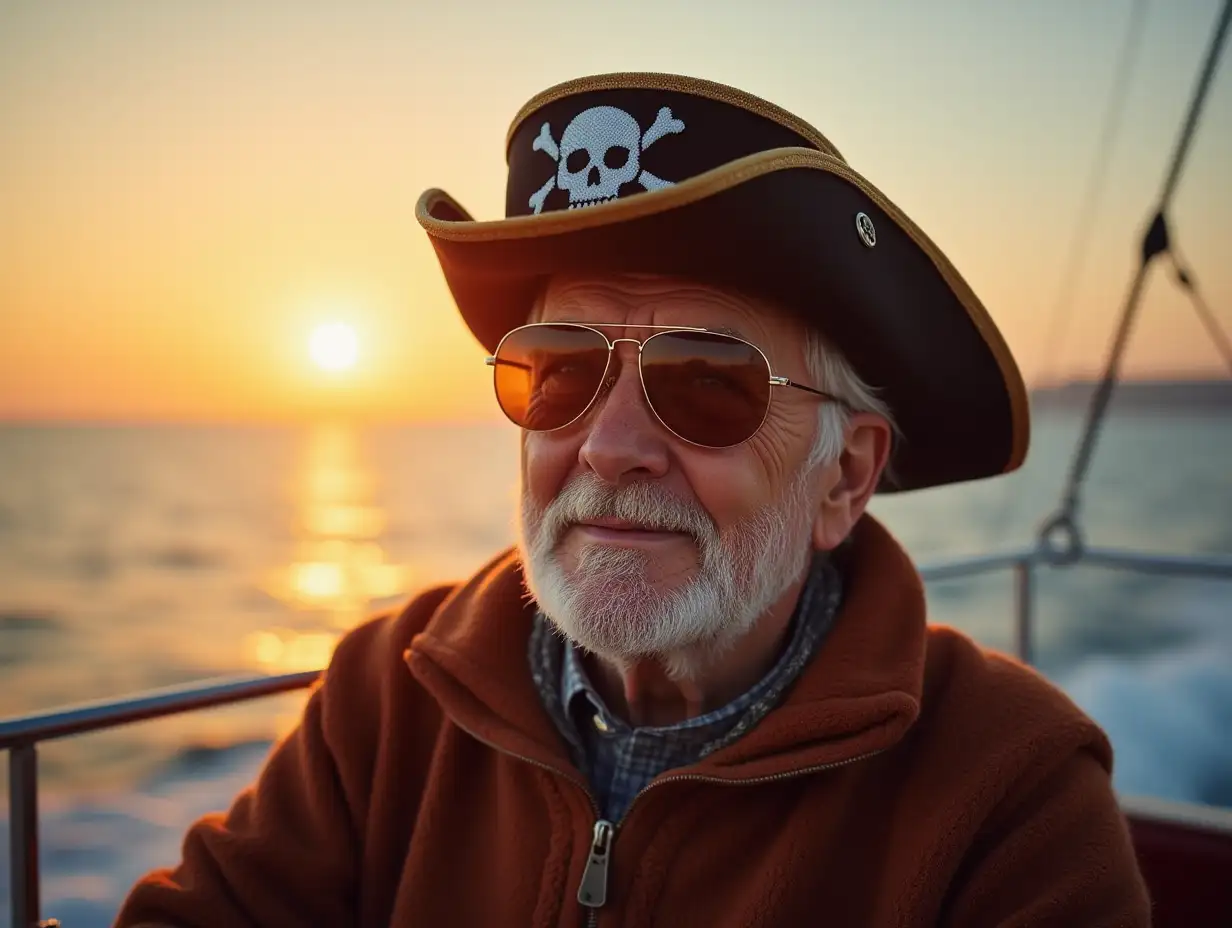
[987,0,1149,547]
[1029,0,1150,391]
[1168,248,1232,375]
[1039,0,1232,563]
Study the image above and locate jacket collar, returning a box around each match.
[405,513,925,781]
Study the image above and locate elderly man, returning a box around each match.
[116,73,1150,927]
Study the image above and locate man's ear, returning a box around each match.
[812,413,893,551]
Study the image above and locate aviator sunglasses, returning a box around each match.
[486,322,844,449]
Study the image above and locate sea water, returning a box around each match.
[1,411,1229,923]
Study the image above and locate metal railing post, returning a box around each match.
[1014,559,1035,665]
[10,742,40,928]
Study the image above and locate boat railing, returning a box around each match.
[4,543,1232,927]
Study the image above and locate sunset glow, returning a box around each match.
[1,2,1228,424]
[309,323,360,373]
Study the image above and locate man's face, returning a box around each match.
[516,273,832,674]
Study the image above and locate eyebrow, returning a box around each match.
[536,315,749,340]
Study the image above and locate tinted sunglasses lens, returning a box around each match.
[493,325,610,430]
[640,332,772,447]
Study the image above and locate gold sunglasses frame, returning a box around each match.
[484,321,843,449]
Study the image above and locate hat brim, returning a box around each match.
[417,147,1029,492]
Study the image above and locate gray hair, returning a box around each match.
[801,329,897,473]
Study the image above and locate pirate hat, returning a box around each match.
[416,73,1029,492]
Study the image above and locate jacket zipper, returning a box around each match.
[578,819,615,908]
[438,720,605,922]
[444,714,883,927]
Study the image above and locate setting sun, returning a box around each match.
[309,323,359,373]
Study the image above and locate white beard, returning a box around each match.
[517,469,816,681]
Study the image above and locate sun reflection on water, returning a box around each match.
[246,424,410,673]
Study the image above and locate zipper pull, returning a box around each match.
[577,819,615,908]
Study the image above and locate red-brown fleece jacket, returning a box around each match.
[114,515,1150,927]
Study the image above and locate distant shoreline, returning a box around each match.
[1030,379,1232,414]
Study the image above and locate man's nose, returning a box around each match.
[578,345,670,482]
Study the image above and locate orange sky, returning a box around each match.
[1,1,1229,424]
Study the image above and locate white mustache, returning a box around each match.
[537,473,716,544]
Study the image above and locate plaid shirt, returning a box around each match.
[528,554,842,823]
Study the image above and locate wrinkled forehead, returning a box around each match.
[530,273,809,349]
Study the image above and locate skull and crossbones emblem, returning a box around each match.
[528,105,686,214]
